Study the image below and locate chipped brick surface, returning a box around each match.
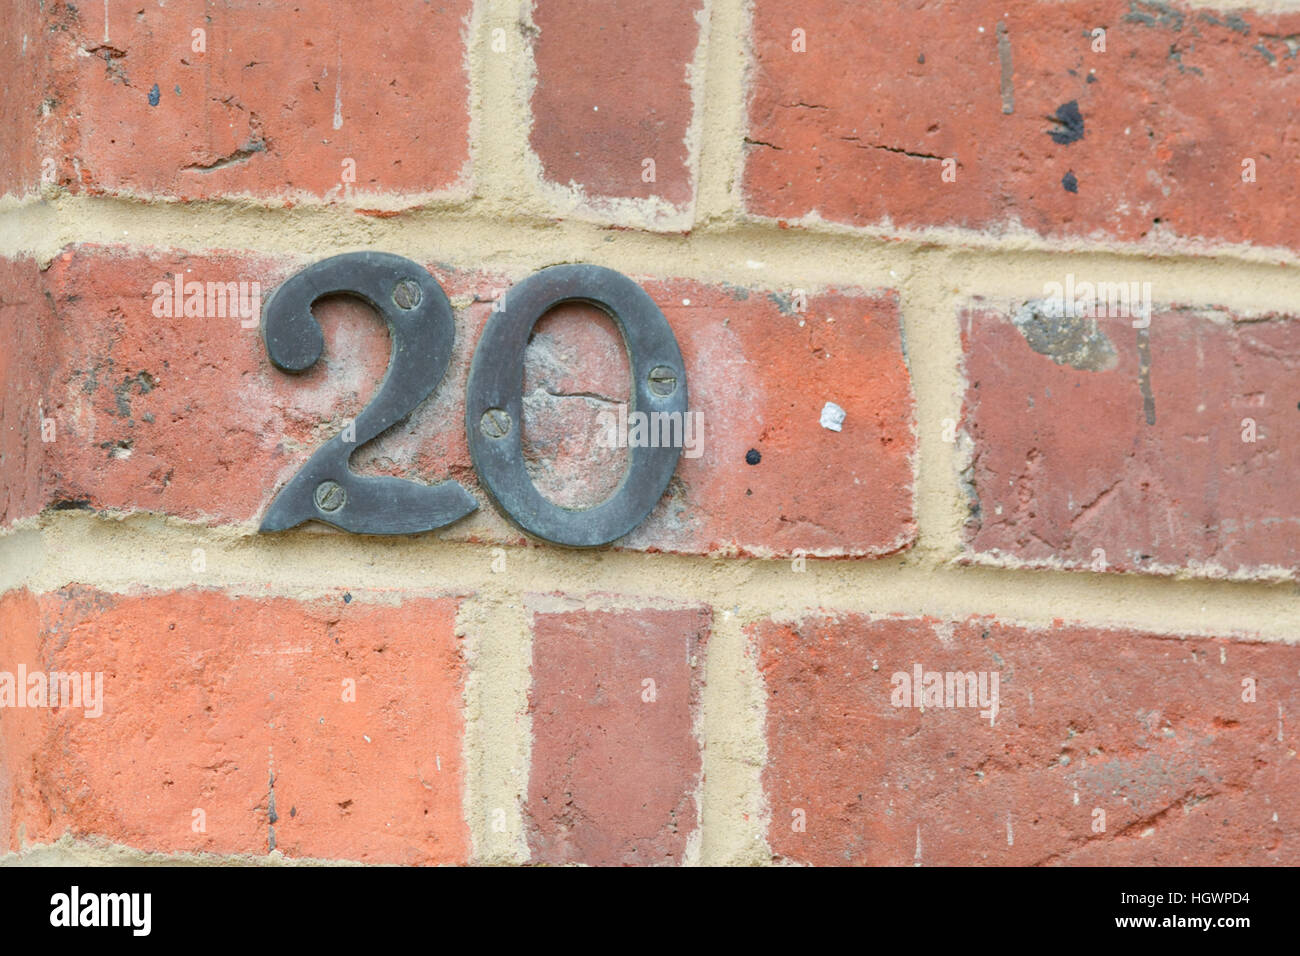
[529,0,703,210]
[746,0,1300,251]
[525,601,710,865]
[962,302,1300,576]
[30,0,472,201]
[12,247,915,559]
[0,587,468,863]
[759,613,1300,865]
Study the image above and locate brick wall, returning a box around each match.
[0,0,1297,865]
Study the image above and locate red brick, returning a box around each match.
[0,3,47,196]
[0,586,468,864]
[529,0,702,210]
[21,247,507,529]
[34,0,471,201]
[0,258,55,525]
[961,302,1300,576]
[525,600,710,865]
[18,246,915,558]
[33,246,310,524]
[746,0,1300,251]
[628,280,914,556]
[757,613,1300,865]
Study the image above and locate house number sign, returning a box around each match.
[258,252,688,548]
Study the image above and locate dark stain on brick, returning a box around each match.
[1199,11,1251,36]
[1012,301,1118,372]
[114,371,156,418]
[1136,327,1156,425]
[767,291,796,315]
[1255,34,1300,64]
[1046,101,1085,145]
[49,497,93,511]
[1168,46,1204,77]
[1124,0,1185,32]
[1062,170,1079,193]
[996,21,1014,114]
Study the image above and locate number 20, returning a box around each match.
[259,252,687,548]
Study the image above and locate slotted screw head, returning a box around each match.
[480,407,512,439]
[648,365,677,397]
[314,480,347,512]
[393,278,422,310]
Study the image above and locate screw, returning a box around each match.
[648,365,677,397]
[393,278,422,310]
[314,480,347,512]
[480,407,512,439]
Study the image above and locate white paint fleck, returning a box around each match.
[820,401,846,432]
[1006,811,1013,845]
[333,42,343,130]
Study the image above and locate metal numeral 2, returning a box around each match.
[259,254,687,548]
[259,252,477,535]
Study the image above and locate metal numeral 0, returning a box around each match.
[465,264,687,548]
